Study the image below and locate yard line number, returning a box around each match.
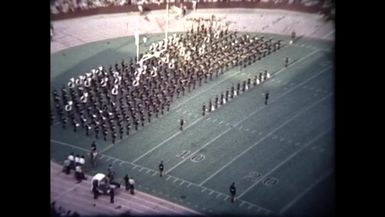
[243,171,279,187]
[176,150,205,163]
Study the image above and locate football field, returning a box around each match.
[51,32,334,216]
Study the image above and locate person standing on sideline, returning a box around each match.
[68,153,75,170]
[92,179,98,206]
[107,164,115,181]
[159,161,164,177]
[129,177,135,195]
[75,165,83,183]
[74,154,80,166]
[124,174,129,191]
[109,188,115,203]
[63,159,71,175]
[79,155,85,167]
[180,118,184,131]
[265,92,269,105]
[229,182,236,203]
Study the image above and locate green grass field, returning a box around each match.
[51,32,334,216]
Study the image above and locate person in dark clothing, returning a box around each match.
[208,99,212,112]
[202,104,206,116]
[159,161,164,177]
[110,188,115,203]
[180,118,184,131]
[92,180,99,204]
[229,182,236,203]
[265,92,269,105]
[124,174,129,191]
[285,57,289,67]
[90,142,97,168]
[107,164,114,181]
[75,164,86,183]
[51,202,57,216]
[291,30,296,44]
[63,159,71,175]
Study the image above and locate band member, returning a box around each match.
[229,182,236,203]
[265,92,269,105]
[202,103,206,116]
[290,31,296,44]
[159,161,164,177]
[180,118,184,131]
[208,99,212,112]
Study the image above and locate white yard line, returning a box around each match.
[51,139,89,152]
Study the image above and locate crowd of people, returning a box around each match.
[51,0,132,14]
[51,0,334,16]
[62,152,87,182]
[50,16,282,143]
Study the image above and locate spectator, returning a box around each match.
[124,174,129,190]
[110,188,115,203]
[74,165,83,182]
[68,153,75,170]
[79,155,85,167]
[128,177,135,194]
[63,159,71,174]
[107,164,115,181]
[92,179,99,203]
[74,154,80,166]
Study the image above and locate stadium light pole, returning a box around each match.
[135,12,140,63]
[165,0,169,50]
[135,30,139,63]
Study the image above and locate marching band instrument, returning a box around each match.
[111,85,119,95]
[67,78,75,88]
[84,78,91,87]
[80,92,88,103]
[100,77,108,87]
[65,101,73,111]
